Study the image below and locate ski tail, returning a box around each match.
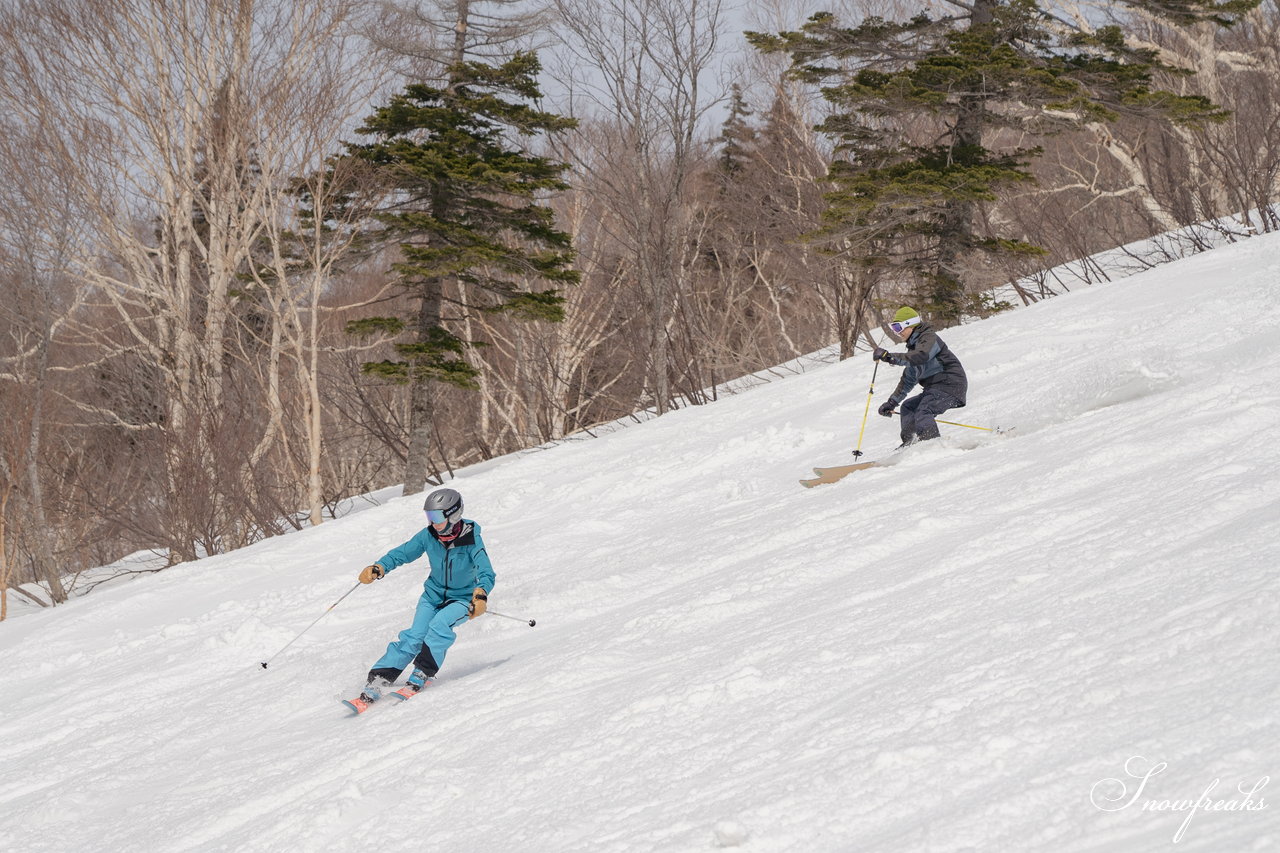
[342,695,375,715]
[800,460,881,488]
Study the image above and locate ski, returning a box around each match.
[341,680,431,715]
[801,427,1017,488]
[799,460,882,488]
[387,681,429,702]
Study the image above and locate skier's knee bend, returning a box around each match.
[413,646,440,679]
[366,666,401,687]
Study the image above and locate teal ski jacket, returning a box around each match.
[374,520,496,605]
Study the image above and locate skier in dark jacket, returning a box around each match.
[344,487,495,713]
[873,306,968,446]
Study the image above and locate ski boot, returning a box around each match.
[343,677,391,715]
[388,669,432,702]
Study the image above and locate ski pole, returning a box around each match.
[935,418,998,432]
[486,608,536,627]
[888,411,1001,432]
[260,581,362,669]
[852,357,880,459]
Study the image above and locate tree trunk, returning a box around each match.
[402,280,444,495]
[24,330,66,602]
[403,0,472,496]
[651,273,672,413]
[931,0,995,325]
[0,483,11,621]
[305,274,326,527]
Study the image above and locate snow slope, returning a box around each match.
[2,233,1279,853]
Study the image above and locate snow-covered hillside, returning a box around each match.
[2,233,1278,853]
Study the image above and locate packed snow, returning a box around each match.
[2,232,1278,852]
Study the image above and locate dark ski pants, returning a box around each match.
[899,390,962,443]
[367,596,470,685]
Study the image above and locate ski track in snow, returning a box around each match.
[2,235,1279,852]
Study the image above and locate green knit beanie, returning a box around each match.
[893,306,920,323]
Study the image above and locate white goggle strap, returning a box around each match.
[891,317,920,334]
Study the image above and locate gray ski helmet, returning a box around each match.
[423,488,463,527]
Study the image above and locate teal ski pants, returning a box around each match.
[369,595,470,682]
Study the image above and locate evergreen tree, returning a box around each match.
[748,0,1257,325]
[345,50,578,493]
[716,84,757,179]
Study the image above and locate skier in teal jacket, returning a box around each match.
[352,488,495,704]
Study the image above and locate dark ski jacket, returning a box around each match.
[883,323,967,406]
[374,520,496,606]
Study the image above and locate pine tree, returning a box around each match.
[716,84,757,179]
[345,49,578,493]
[748,0,1257,326]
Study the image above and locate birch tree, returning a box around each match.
[551,0,728,414]
[0,0,370,562]
[0,103,93,602]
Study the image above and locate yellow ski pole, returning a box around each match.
[886,411,1001,432]
[935,417,997,432]
[852,359,880,459]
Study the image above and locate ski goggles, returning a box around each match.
[889,316,921,335]
[425,509,452,524]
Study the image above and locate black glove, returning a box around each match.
[873,346,889,362]
[878,400,896,418]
